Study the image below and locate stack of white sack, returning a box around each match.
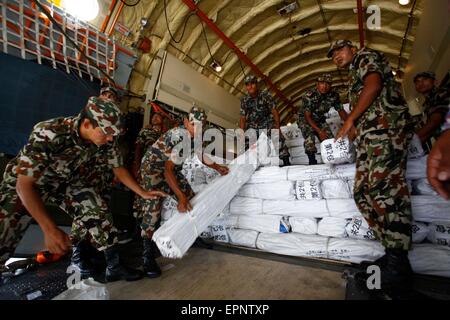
[409,244,450,278]
[280,124,322,165]
[317,217,348,238]
[289,217,318,235]
[411,196,450,223]
[152,134,270,258]
[237,181,296,200]
[320,138,355,165]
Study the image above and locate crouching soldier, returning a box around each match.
[134,106,229,278]
[0,96,166,282]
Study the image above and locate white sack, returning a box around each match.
[327,238,385,263]
[289,146,306,157]
[321,179,351,199]
[229,197,263,215]
[289,217,318,235]
[153,134,270,258]
[412,222,429,243]
[408,134,425,159]
[248,166,288,183]
[427,223,450,247]
[238,181,295,200]
[287,165,334,181]
[199,226,213,239]
[409,244,450,278]
[295,180,322,200]
[286,139,303,148]
[411,196,450,223]
[320,138,355,165]
[345,216,376,241]
[289,156,309,165]
[233,215,290,234]
[317,217,348,238]
[347,180,355,197]
[281,124,303,140]
[262,199,329,218]
[256,233,328,258]
[406,156,427,180]
[332,163,356,179]
[210,216,239,243]
[228,228,259,248]
[326,199,362,219]
[412,179,438,196]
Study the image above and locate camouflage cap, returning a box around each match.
[100,86,118,96]
[414,71,436,82]
[317,73,333,83]
[188,106,207,123]
[244,75,258,85]
[84,96,124,136]
[327,39,355,58]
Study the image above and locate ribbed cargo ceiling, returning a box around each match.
[95,0,423,123]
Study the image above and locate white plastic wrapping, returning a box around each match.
[320,138,355,165]
[412,179,438,196]
[229,197,263,215]
[295,180,322,200]
[289,217,318,235]
[247,166,288,183]
[345,216,376,241]
[331,163,356,179]
[347,180,355,197]
[153,134,270,258]
[228,228,259,248]
[210,216,239,243]
[326,199,361,219]
[327,238,385,263]
[321,179,351,199]
[411,196,450,223]
[412,222,429,243]
[408,134,425,159]
[427,223,450,247]
[238,181,295,200]
[287,165,334,181]
[256,233,328,258]
[409,244,450,278]
[233,215,290,234]
[317,217,348,238]
[262,199,329,218]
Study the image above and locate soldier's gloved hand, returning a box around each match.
[177,196,193,213]
[215,164,229,176]
[44,227,71,256]
[140,190,169,200]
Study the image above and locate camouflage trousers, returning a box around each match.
[0,182,118,265]
[302,123,333,154]
[353,129,413,250]
[133,168,194,239]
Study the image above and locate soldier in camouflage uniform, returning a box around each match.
[131,112,164,179]
[414,71,450,152]
[427,106,450,200]
[134,106,229,278]
[300,73,348,165]
[0,95,166,282]
[329,40,414,295]
[240,75,290,166]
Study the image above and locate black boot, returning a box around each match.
[71,241,95,278]
[143,239,161,278]
[380,248,413,289]
[104,246,143,282]
[307,153,317,165]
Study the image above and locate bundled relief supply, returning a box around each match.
[295,180,322,200]
[320,137,355,165]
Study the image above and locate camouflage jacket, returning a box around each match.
[141,125,194,173]
[420,86,450,139]
[136,127,162,153]
[301,88,343,125]
[1,115,123,192]
[240,90,275,130]
[348,47,411,136]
